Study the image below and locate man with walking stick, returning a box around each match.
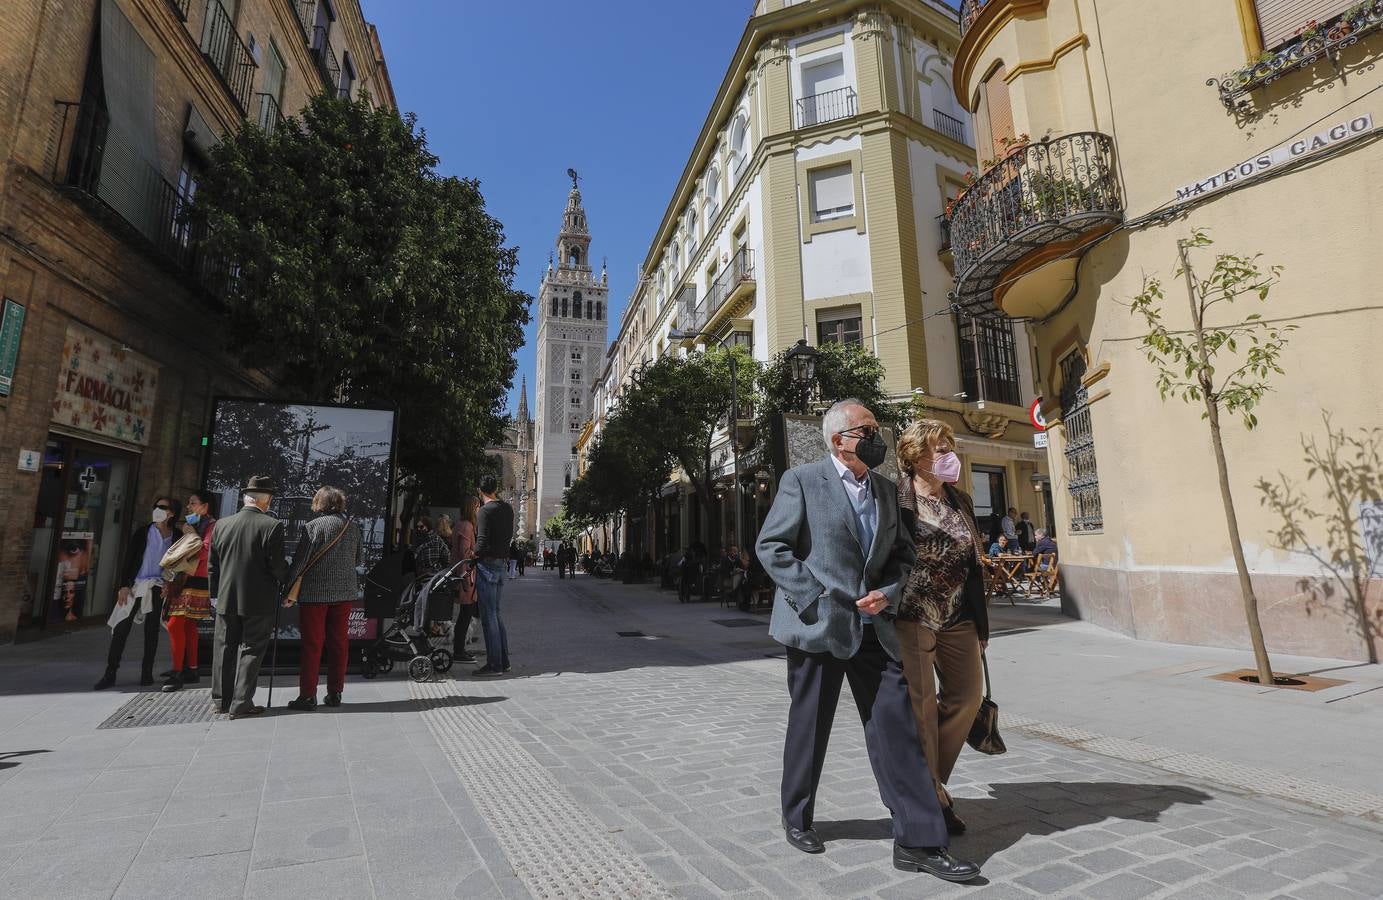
[209,476,289,719]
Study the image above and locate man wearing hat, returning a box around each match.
[208,475,290,718]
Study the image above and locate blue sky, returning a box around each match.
[362,0,758,418]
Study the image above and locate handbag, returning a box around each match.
[284,518,352,604]
[966,653,1007,755]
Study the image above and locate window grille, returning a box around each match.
[1059,349,1102,533]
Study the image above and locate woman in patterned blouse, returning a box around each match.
[894,419,989,837]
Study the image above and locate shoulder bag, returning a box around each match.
[284,518,352,604]
[966,653,1007,755]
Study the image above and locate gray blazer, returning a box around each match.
[756,455,917,661]
[286,514,363,604]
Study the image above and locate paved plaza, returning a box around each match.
[1,570,1381,899]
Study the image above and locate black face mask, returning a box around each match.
[853,432,888,469]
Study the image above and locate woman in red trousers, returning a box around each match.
[284,486,363,710]
[161,492,214,692]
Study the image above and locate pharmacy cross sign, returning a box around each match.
[79,466,97,491]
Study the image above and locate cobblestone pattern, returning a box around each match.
[450,574,1383,900]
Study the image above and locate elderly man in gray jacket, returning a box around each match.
[756,399,980,883]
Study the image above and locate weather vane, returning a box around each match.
[566,167,580,189]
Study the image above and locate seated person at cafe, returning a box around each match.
[987,534,1012,557]
[1033,529,1058,560]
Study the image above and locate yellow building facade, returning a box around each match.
[949,0,1383,660]
[600,0,1052,558]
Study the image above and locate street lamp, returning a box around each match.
[669,327,746,552]
[785,339,820,414]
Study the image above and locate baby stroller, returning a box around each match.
[359,559,468,682]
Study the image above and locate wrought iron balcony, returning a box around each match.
[684,248,755,335]
[50,101,230,297]
[1211,2,1383,110]
[959,0,992,39]
[947,132,1122,317]
[293,0,316,40]
[164,0,190,21]
[256,93,283,134]
[937,214,951,255]
[311,26,341,94]
[200,0,256,113]
[932,109,969,145]
[795,87,857,129]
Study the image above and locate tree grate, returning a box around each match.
[97,688,222,729]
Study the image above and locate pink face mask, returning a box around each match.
[929,451,961,483]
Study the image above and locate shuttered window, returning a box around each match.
[1255,0,1354,48]
[983,65,1015,159]
[809,164,854,222]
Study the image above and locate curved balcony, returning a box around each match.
[948,132,1122,319]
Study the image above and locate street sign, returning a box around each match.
[0,299,25,397]
[1029,397,1047,431]
[1034,432,1049,449]
[17,449,40,473]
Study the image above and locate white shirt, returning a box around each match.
[830,453,872,505]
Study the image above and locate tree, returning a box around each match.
[192,93,528,518]
[1257,413,1383,663]
[1128,228,1295,686]
[543,508,583,545]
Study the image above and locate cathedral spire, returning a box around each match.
[517,375,529,423]
[557,168,591,270]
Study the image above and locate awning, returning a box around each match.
[955,434,1046,463]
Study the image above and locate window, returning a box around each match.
[586,299,593,319]
[570,417,582,433]
[809,164,854,222]
[551,296,559,317]
[571,370,581,384]
[705,168,721,221]
[172,154,203,248]
[571,348,582,362]
[1059,349,1103,533]
[728,329,752,350]
[955,314,1021,406]
[569,247,581,267]
[1255,1,1353,48]
[817,312,862,347]
[595,301,602,319]
[561,297,568,317]
[798,56,851,126]
[686,209,698,259]
[339,50,355,99]
[982,64,1015,160]
[729,114,748,176]
[570,392,581,407]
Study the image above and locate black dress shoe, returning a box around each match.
[455,651,477,664]
[323,693,342,707]
[182,671,201,685]
[93,671,116,691]
[943,804,967,836]
[158,669,174,679]
[286,696,317,711]
[783,820,824,854]
[893,845,981,882]
[160,673,183,693]
[471,666,503,677]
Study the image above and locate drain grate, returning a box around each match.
[97,688,220,729]
[711,618,766,628]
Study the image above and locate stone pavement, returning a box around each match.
[0,568,1380,899]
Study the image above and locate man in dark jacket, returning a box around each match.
[93,496,180,690]
[208,476,289,718]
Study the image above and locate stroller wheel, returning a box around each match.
[430,649,453,673]
[408,656,435,683]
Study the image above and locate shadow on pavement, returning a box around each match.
[0,749,52,770]
[270,694,508,715]
[817,781,1212,864]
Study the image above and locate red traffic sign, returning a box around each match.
[1029,398,1047,431]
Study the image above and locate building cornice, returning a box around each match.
[954,0,1050,109]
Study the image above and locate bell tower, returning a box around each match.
[533,171,609,540]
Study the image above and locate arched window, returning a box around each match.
[586,299,593,318]
[551,296,558,317]
[595,301,602,319]
[705,168,721,220]
[569,247,582,267]
[656,271,665,309]
[561,297,568,317]
[573,290,583,319]
[729,114,748,177]
[686,209,698,258]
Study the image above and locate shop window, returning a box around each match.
[1059,348,1103,533]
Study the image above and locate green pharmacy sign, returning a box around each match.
[0,299,25,397]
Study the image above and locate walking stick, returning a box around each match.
[267,599,282,709]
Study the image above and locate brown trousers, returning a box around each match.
[895,618,984,808]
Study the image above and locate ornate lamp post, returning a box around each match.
[785,339,820,413]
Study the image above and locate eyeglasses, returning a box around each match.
[155,504,174,511]
[836,425,879,440]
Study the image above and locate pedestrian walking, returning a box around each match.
[894,419,989,836]
[514,540,526,576]
[1016,512,1036,553]
[755,399,980,883]
[93,496,180,690]
[450,496,481,665]
[283,486,362,711]
[471,474,514,676]
[208,476,289,720]
[160,493,216,692]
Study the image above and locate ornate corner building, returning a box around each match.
[533,179,609,536]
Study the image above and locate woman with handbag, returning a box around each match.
[160,492,216,692]
[894,419,990,836]
[450,497,480,665]
[283,486,362,710]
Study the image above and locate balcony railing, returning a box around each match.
[932,109,969,145]
[293,0,316,39]
[50,101,231,297]
[685,248,755,334]
[256,93,283,134]
[1211,2,1383,110]
[164,0,190,21]
[795,87,857,129]
[201,0,256,113]
[959,0,992,39]
[947,132,1122,316]
[311,26,341,94]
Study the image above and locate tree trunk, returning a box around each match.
[1182,241,1275,686]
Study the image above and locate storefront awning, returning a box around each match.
[955,434,1046,463]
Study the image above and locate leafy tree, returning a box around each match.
[1128,228,1295,687]
[192,93,528,523]
[543,508,583,545]
[1257,413,1383,663]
